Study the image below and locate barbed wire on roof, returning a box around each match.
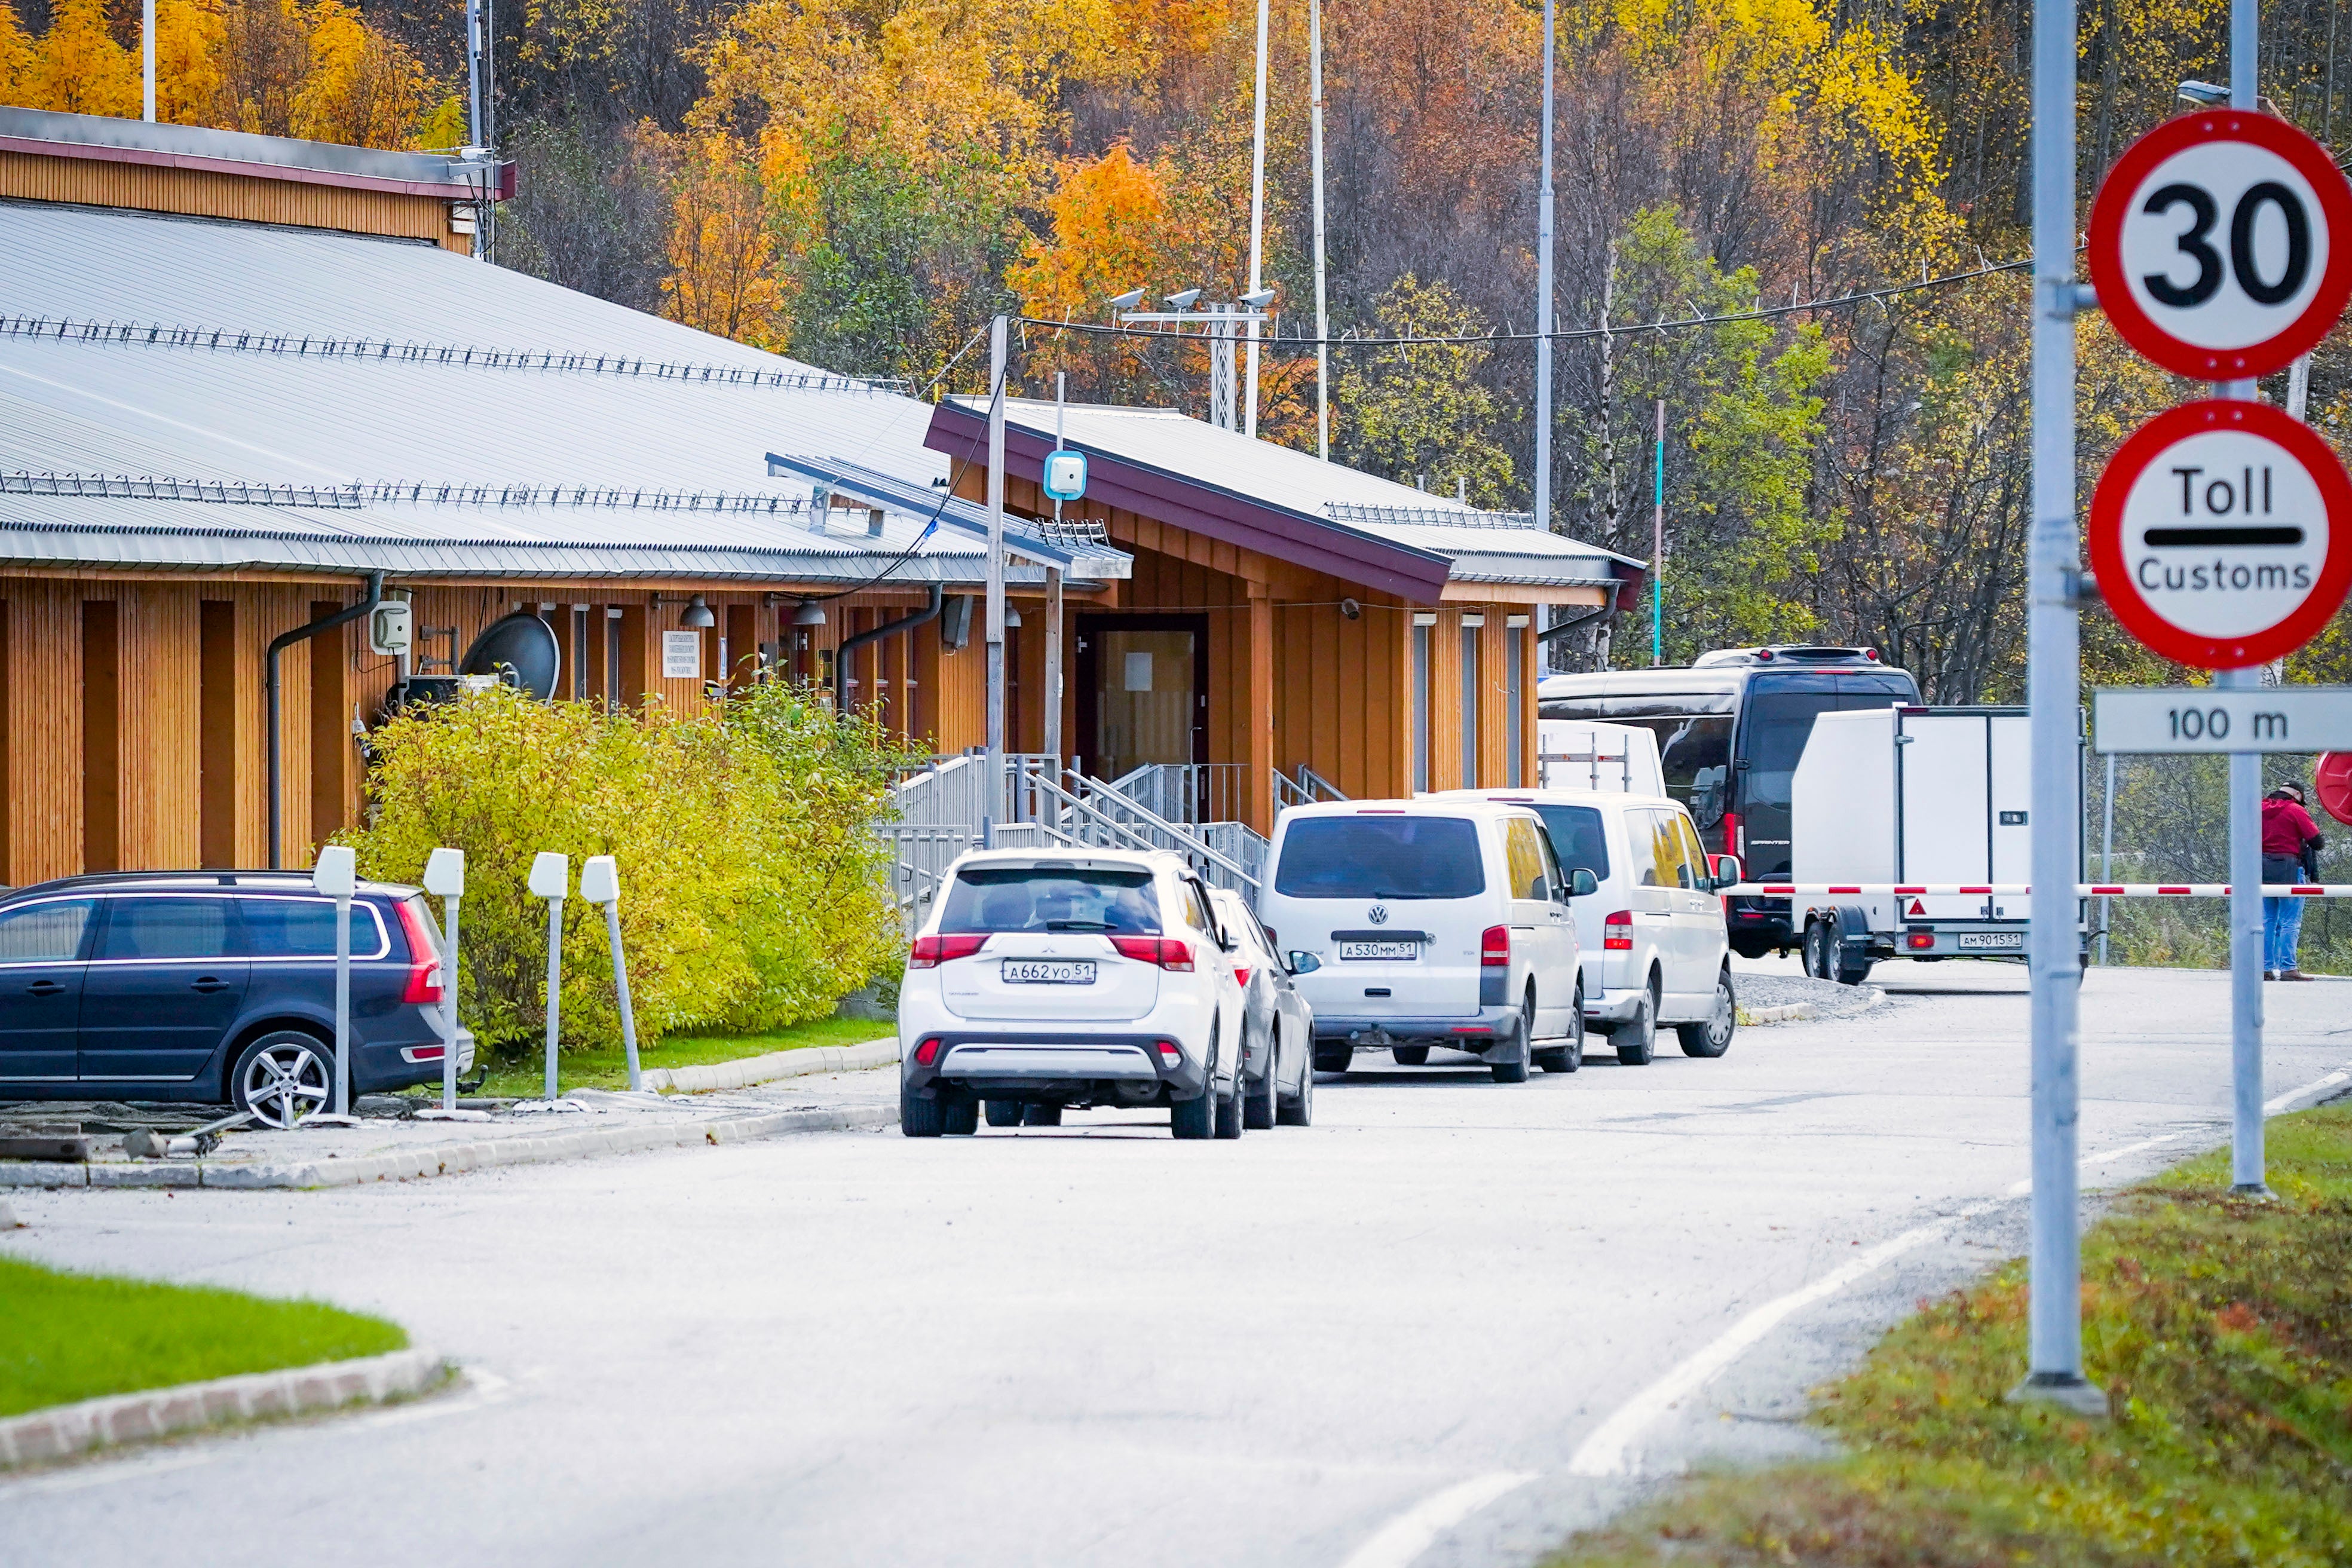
[0,471,835,513]
[1327,501,1540,530]
[0,316,911,394]
[1016,255,2035,350]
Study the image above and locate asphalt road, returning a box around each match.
[4,961,2348,1568]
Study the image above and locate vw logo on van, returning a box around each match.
[1367,904,1389,925]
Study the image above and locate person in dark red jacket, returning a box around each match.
[2262,781,2326,980]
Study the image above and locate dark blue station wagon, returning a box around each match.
[0,871,471,1125]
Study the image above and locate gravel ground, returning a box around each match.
[1730,969,1886,1018]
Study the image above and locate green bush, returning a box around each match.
[345,684,909,1055]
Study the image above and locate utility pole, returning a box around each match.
[2222,0,2271,1198]
[467,0,488,261]
[986,315,1009,828]
[1535,0,1555,535]
[1310,0,1331,461]
[1245,0,1270,438]
[2016,0,2103,1416]
[142,0,155,122]
[1046,373,1067,769]
[1650,399,1665,666]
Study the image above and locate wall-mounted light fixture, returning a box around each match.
[679,593,716,629]
[792,599,828,627]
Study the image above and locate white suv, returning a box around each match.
[1443,790,1740,1064]
[1258,800,1592,1082]
[898,848,1250,1140]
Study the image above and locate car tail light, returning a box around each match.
[395,899,443,1004]
[1721,810,1743,858]
[1754,647,1775,660]
[1604,911,1633,951]
[1156,1040,1183,1065]
[1233,966,1252,988]
[1863,647,1880,661]
[909,933,987,969]
[1111,936,1194,971]
[1906,929,1935,950]
[913,1037,941,1065]
[1481,926,1509,967]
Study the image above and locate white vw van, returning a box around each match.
[1258,800,1594,1082]
[1442,791,1740,1064]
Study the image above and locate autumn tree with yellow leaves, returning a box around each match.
[0,0,460,151]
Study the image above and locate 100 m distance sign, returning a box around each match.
[2088,399,2352,668]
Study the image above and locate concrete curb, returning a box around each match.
[0,1101,901,1190]
[641,1036,898,1094]
[0,1346,447,1470]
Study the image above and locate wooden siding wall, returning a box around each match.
[0,150,469,252]
[0,575,984,883]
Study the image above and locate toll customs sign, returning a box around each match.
[2089,110,2352,380]
[2088,399,2352,669]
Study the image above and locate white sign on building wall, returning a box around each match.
[662,629,702,679]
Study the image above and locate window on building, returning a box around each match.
[1459,620,1481,788]
[1505,626,1524,787]
[1411,620,1432,794]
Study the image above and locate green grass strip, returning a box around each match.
[471,1014,892,1098]
[1546,1100,2352,1567]
[0,1258,408,1418]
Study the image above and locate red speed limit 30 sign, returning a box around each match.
[2089,399,2352,667]
[2088,111,2352,379]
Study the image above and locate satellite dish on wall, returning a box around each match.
[461,612,561,700]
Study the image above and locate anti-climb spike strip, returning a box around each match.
[0,471,823,514]
[0,314,911,394]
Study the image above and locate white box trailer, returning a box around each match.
[1537,719,1666,796]
[1790,706,2081,982]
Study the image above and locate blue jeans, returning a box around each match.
[2264,896,2307,972]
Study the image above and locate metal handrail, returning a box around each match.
[1049,767,1260,892]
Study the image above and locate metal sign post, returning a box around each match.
[528,851,571,1107]
[985,315,1007,833]
[580,856,641,1093]
[2017,0,2103,1416]
[311,846,361,1128]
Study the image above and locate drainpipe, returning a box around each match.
[268,572,384,869]
[834,583,942,715]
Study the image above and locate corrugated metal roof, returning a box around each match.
[963,400,1643,586]
[0,201,1077,585]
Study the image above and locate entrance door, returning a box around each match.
[1076,615,1208,782]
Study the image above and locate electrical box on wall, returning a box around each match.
[368,600,412,656]
[1043,449,1087,501]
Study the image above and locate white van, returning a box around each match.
[1258,800,1593,1082]
[1440,791,1739,1064]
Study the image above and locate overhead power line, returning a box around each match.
[1018,256,2033,350]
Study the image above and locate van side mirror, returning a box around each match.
[1286,951,1321,976]
[1707,854,1744,892]
[1569,868,1599,898]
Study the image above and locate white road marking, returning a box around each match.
[2265,1066,2349,1115]
[1567,1057,2352,1482]
[1564,1212,1961,1478]
[1334,1471,1536,1568]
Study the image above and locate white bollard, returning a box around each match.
[528,852,570,1105]
[311,845,360,1126]
[416,847,486,1122]
[579,855,641,1092]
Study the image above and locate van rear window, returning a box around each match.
[941,866,1161,934]
[1273,817,1486,900]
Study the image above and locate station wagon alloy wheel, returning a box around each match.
[234,1033,333,1128]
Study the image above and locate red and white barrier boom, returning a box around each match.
[1725,883,2351,898]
